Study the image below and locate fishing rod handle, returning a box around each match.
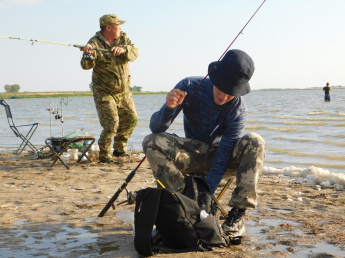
[74,44,110,52]
[76,44,126,53]
[98,168,137,217]
[98,157,146,217]
[98,185,124,217]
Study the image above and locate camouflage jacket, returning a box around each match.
[81,31,138,95]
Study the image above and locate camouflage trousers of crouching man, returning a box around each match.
[142,132,265,209]
[93,89,138,160]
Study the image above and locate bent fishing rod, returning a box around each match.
[0,36,110,52]
[98,0,267,217]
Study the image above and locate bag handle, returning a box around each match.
[134,188,162,256]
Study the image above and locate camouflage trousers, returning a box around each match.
[142,132,265,209]
[93,89,138,159]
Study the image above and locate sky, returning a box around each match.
[0,0,345,93]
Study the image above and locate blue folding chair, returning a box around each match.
[0,99,39,154]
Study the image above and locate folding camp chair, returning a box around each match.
[0,99,39,155]
[214,176,235,218]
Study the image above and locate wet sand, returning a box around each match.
[0,150,344,257]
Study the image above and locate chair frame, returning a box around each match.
[45,136,95,169]
[215,177,235,218]
[0,99,39,155]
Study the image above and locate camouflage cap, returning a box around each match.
[99,14,126,26]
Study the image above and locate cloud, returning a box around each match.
[0,0,43,8]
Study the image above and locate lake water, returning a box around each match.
[1,89,344,176]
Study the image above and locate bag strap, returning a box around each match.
[183,176,213,214]
[134,188,162,256]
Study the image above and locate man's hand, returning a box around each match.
[166,89,187,108]
[111,46,125,56]
[80,44,95,55]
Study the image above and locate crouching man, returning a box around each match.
[142,49,265,237]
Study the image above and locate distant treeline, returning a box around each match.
[4,84,20,93]
[0,91,167,99]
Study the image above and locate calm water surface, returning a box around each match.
[1,89,344,175]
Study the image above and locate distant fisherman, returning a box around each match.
[80,14,139,163]
[323,82,331,102]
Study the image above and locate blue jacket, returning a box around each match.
[149,77,247,193]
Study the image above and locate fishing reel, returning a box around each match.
[111,188,137,210]
[83,53,95,61]
[55,113,62,120]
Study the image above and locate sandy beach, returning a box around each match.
[0,150,344,257]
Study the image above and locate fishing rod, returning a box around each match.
[1,35,112,125]
[0,36,110,52]
[314,65,327,85]
[98,0,267,217]
[98,157,146,217]
[174,0,266,121]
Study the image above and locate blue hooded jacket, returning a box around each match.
[149,77,247,193]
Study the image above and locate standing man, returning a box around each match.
[81,14,139,163]
[142,50,265,237]
[323,82,331,102]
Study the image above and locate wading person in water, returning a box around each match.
[142,49,265,237]
[323,82,331,102]
[81,14,138,163]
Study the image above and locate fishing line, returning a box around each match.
[172,0,266,122]
[314,64,327,84]
[98,0,267,217]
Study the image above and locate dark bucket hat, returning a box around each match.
[208,49,255,96]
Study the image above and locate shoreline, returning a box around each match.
[1,87,345,99]
[0,150,344,257]
[0,91,167,99]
